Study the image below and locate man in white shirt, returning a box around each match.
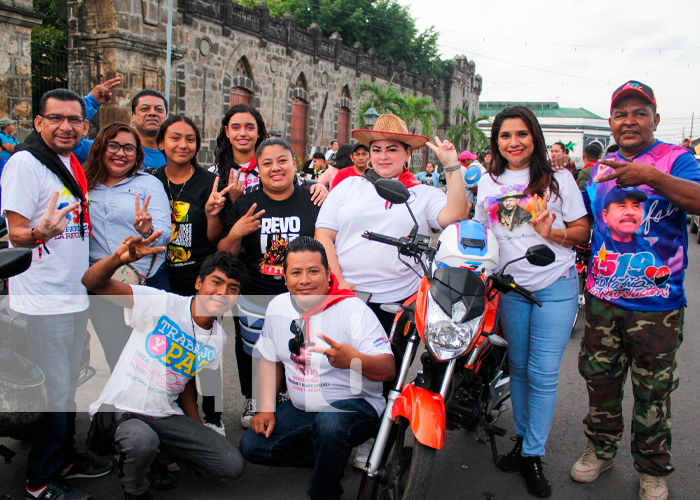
[239,237,394,500]
[325,140,339,165]
[1,89,112,500]
[82,240,248,500]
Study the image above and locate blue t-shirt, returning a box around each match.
[142,147,167,170]
[583,140,700,311]
[0,132,18,160]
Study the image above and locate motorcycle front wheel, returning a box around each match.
[358,417,436,500]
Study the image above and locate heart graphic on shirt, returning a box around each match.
[644,266,671,286]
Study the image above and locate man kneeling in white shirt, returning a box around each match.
[82,232,247,500]
[239,236,394,500]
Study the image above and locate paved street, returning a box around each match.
[2,231,699,500]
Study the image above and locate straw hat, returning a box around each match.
[352,114,428,150]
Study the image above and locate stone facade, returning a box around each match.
[0,0,42,139]
[67,0,482,166]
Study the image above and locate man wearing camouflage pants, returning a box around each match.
[573,80,700,500]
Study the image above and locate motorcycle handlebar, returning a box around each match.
[510,282,543,307]
[0,313,28,330]
[489,274,543,307]
[362,231,403,248]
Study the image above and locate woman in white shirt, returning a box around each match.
[474,106,590,497]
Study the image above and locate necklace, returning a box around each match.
[166,165,194,209]
[190,297,214,355]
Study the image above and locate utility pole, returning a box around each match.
[164,0,173,112]
[690,112,694,141]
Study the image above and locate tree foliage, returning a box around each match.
[401,96,442,137]
[233,0,444,78]
[32,0,67,48]
[447,107,489,154]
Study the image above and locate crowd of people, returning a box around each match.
[0,77,699,500]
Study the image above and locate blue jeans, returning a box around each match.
[20,310,88,487]
[239,399,379,500]
[498,268,577,457]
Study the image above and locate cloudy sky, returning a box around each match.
[401,0,700,144]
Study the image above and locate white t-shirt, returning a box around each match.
[89,286,226,417]
[209,161,260,193]
[0,151,89,314]
[257,293,392,416]
[325,149,336,162]
[474,168,588,291]
[316,176,447,303]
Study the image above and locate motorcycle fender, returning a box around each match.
[391,384,445,450]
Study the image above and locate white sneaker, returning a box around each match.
[639,473,668,500]
[570,440,613,483]
[241,398,257,428]
[204,421,226,437]
[352,438,374,469]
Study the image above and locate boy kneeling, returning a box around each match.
[82,233,247,500]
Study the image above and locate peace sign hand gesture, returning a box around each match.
[530,193,556,239]
[34,191,80,241]
[205,178,235,217]
[115,231,166,264]
[133,192,153,236]
[89,77,121,105]
[231,203,266,239]
[227,169,245,203]
[308,333,361,370]
[425,136,459,168]
[594,158,653,188]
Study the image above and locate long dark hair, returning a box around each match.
[214,104,269,184]
[489,106,559,199]
[83,123,144,190]
[156,114,201,168]
[334,144,354,169]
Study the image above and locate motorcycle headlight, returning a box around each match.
[424,292,484,361]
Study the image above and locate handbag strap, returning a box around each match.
[128,254,158,283]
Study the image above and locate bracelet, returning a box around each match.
[30,227,50,258]
[561,229,567,246]
[443,165,461,172]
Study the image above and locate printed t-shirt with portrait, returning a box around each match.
[0,151,89,315]
[153,166,219,295]
[582,140,700,311]
[316,175,446,303]
[222,183,320,303]
[89,285,226,417]
[256,293,392,416]
[474,168,588,292]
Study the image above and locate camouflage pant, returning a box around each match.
[578,292,684,476]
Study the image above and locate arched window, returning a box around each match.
[290,98,308,158]
[230,87,251,106]
[337,107,350,145]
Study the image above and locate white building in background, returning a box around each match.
[478,102,612,162]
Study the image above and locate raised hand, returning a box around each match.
[308,333,361,370]
[551,154,575,173]
[309,182,328,206]
[594,159,653,188]
[231,203,265,239]
[90,77,121,105]
[205,178,235,217]
[425,136,459,167]
[226,169,245,203]
[115,231,166,264]
[133,192,153,236]
[34,191,80,241]
[530,193,555,239]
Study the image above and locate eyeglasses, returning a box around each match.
[106,141,138,157]
[288,319,306,356]
[40,114,85,126]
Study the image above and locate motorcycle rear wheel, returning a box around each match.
[358,417,436,500]
[571,270,586,334]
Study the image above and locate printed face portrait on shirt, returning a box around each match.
[603,197,644,242]
[494,189,531,231]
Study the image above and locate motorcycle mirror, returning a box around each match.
[525,244,556,267]
[373,179,410,205]
[0,248,32,280]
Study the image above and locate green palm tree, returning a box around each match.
[401,95,442,138]
[447,107,489,153]
[354,78,407,128]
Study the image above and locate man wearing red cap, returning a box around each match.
[572,80,700,500]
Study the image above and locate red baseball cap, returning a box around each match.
[610,80,656,112]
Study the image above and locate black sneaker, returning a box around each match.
[146,455,178,491]
[26,481,90,500]
[497,436,523,473]
[520,456,552,498]
[123,491,154,500]
[62,454,113,479]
